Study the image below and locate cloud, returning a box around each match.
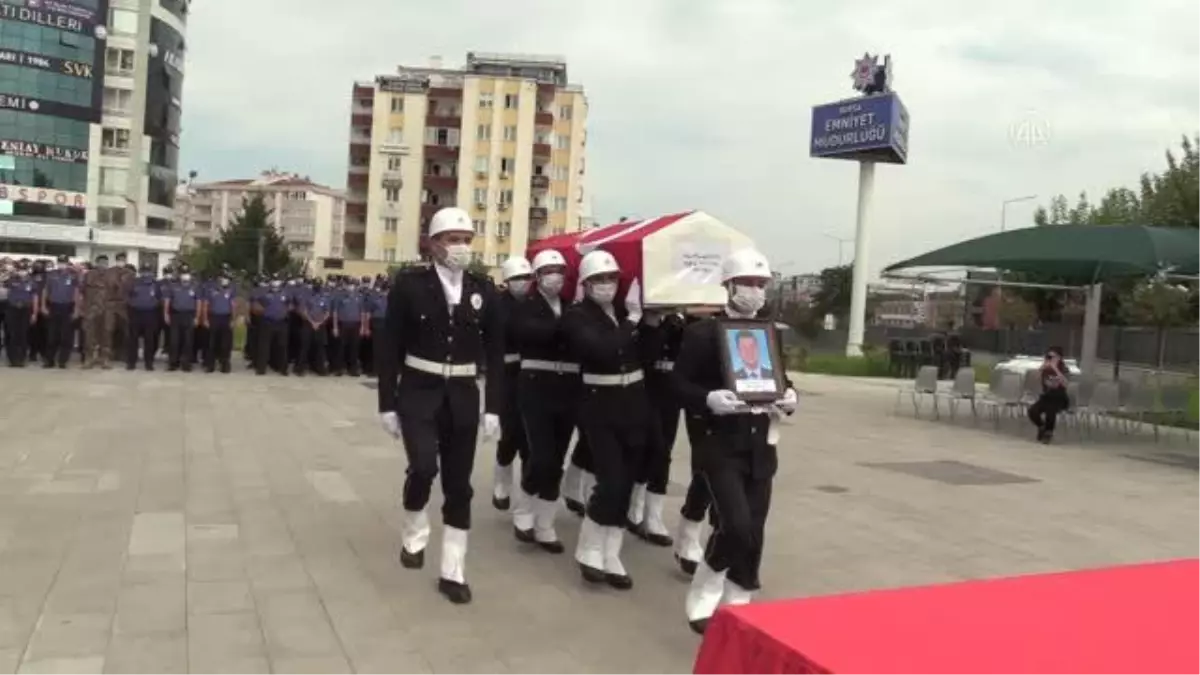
[178,0,1199,278]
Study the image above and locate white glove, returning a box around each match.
[706,390,744,416]
[776,387,798,415]
[379,411,401,439]
[625,293,642,326]
[482,413,501,441]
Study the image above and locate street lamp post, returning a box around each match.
[1000,194,1037,232]
[822,233,854,266]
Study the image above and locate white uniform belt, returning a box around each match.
[521,359,581,374]
[582,370,645,387]
[504,353,521,364]
[654,360,675,372]
[404,354,478,378]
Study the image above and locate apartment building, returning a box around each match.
[176,170,346,261]
[345,52,589,267]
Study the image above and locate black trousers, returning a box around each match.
[519,394,575,501]
[680,416,714,522]
[245,314,260,362]
[205,315,233,371]
[399,390,479,530]
[361,317,384,375]
[44,303,74,366]
[193,324,209,366]
[334,321,361,374]
[0,299,6,352]
[126,309,159,369]
[640,388,680,495]
[28,311,45,361]
[496,367,525,467]
[297,321,328,375]
[168,311,196,370]
[4,304,31,365]
[700,461,773,591]
[1028,391,1069,433]
[568,429,594,473]
[287,313,302,365]
[580,415,648,527]
[257,318,288,374]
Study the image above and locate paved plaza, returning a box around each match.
[0,367,1196,673]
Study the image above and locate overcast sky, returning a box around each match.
[177,0,1199,278]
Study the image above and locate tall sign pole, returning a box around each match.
[809,53,910,356]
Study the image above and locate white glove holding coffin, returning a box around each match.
[379,411,401,439]
[776,387,799,415]
[482,413,501,441]
[706,390,744,415]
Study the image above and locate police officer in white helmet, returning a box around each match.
[564,249,650,590]
[508,249,579,553]
[491,256,534,511]
[376,206,505,605]
[672,248,798,633]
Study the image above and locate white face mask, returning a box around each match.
[507,280,531,296]
[730,284,766,314]
[589,281,617,305]
[180,274,192,283]
[538,272,564,295]
[441,243,472,271]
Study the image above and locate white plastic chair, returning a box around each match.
[894,365,941,418]
[1088,381,1123,434]
[943,367,978,421]
[984,372,1024,429]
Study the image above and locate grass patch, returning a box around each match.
[786,346,895,377]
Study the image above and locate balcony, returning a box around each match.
[378,141,410,155]
[529,206,548,221]
[346,202,367,218]
[537,82,556,97]
[351,113,372,127]
[530,175,550,190]
[424,144,459,160]
[534,110,554,126]
[426,113,462,128]
[427,86,461,99]
[421,203,455,222]
[348,163,368,174]
[424,173,457,191]
[532,143,551,157]
[350,133,371,146]
[381,171,403,188]
[347,172,368,189]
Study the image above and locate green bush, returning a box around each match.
[801,351,894,377]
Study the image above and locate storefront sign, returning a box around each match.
[0,0,91,34]
[0,184,87,208]
[0,48,92,78]
[0,93,96,123]
[0,139,88,163]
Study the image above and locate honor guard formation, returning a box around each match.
[0,255,390,377]
[376,207,799,633]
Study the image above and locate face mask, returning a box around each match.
[219,278,230,286]
[441,243,472,271]
[58,263,68,270]
[17,269,28,277]
[270,280,282,288]
[508,280,531,296]
[180,274,192,283]
[538,273,564,295]
[96,261,109,269]
[730,284,766,314]
[589,282,617,305]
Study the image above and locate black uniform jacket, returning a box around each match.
[672,314,793,478]
[638,312,687,395]
[377,266,504,419]
[513,291,579,410]
[499,291,523,374]
[562,297,648,426]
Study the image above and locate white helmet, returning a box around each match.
[531,249,567,272]
[578,250,619,281]
[500,256,533,281]
[428,207,474,238]
[721,248,771,282]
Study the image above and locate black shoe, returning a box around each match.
[536,539,565,555]
[689,618,709,635]
[579,564,607,584]
[565,498,585,516]
[42,362,53,369]
[145,364,155,372]
[295,370,305,377]
[399,547,424,569]
[513,526,535,544]
[204,367,215,373]
[220,363,231,373]
[168,365,179,372]
[644,531,673,547]
[605,572,633,590]
[1039,431,1053,445]
[126,364,136,371]
[182,366,192,373]
[492,495,510,511]
[57,363,67,369]
[676,555,698,577]
[437,578,472,605]
[348,369,361,377]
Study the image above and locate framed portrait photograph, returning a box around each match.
[717,319,785,403]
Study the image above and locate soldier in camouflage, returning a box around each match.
[81,255,118,369]
[110,252,135,355]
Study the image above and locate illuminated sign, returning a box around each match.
[0,184,87,208]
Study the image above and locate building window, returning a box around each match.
[387,128,403,144]
[476,124,490,141]
[386,156,402,171]
[559,105,573,120]
[499,157,514,174]
[496,253,508,265]
[424,127,459,146]
[503,93,519,109]
[97,207,126,226]
[552,165,569,181]
[383,217,398,232]
[555,134,570,150]
[498,190,513,206]
[101,128,130,154]
[108,8,138,34]
[503,125,517,142]
[384,187,400,202]
[390,96,403,113]
[383,248,395,262]
[472,219,487,235]
[473,156,488,175]
[102,87,133,115]
[479,92,493,108]
[100,167,128,195]
[553,196,568,212]
[105,48,135,75]
[472,188,488,206]
[497,221,511,237]
[471,251,483,263]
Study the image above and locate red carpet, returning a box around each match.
[694,559,1199,674]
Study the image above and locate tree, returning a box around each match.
[1119,279,1194,368]
[810,264,853,321]
[206,195,291,276]
[997,294,1037,330]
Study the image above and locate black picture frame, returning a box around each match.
[716,318,785,403]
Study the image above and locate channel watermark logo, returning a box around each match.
[1008,109,1052,149]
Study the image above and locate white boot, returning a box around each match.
[437,526,472,604]
[686,561,727,633]
[533,498,564,552]
[642,491,673,546]
[574,516,605,580]
[722,578,754,606]
[626,482,647,528]
[674,516,705,575]
[401,509,430,554]
[511,481,535,539]
[602,526,632,589]
[492,461,513,509]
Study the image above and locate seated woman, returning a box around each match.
[1027,346,1070,444]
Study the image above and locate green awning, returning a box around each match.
[884,225,1199,283]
